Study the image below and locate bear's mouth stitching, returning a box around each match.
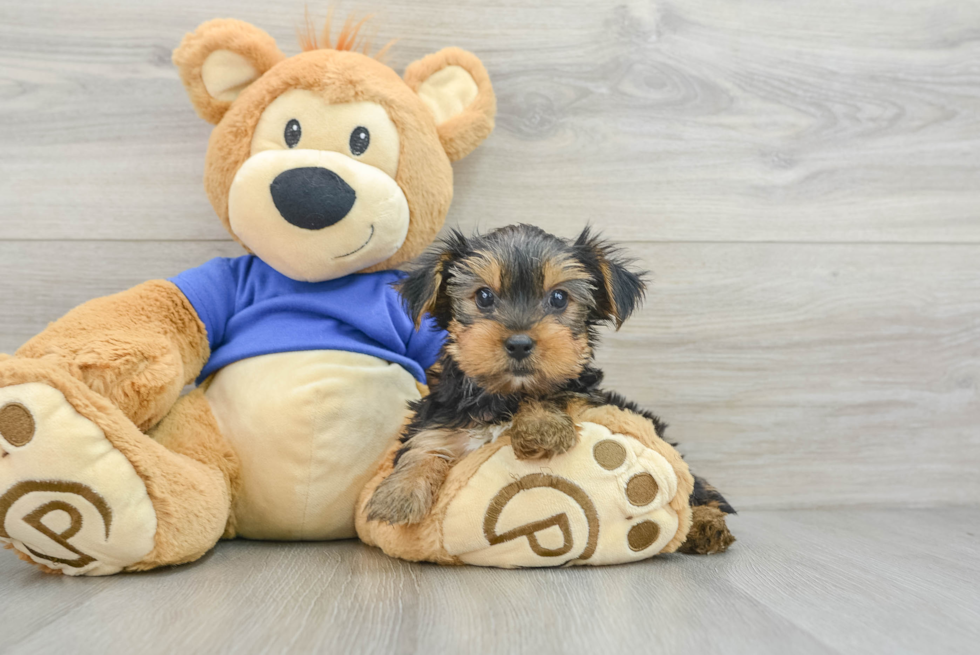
[334,224,375,259]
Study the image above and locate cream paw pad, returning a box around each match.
[0,382,157,576]
[439,421,683,567]
[356,408,695,567]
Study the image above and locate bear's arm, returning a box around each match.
[16,280,209,432]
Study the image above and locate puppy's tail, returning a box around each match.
[690,475,736,514]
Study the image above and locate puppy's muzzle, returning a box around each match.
[270,167,356,230]
[505,334,535,361]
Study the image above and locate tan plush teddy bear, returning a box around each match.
[0,16,496,575]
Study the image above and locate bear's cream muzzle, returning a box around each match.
[228,149,410,283]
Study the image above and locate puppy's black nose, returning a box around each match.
[505,334,535,361]
[270,167,356,230]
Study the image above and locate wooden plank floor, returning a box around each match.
[1,0,978,510]
[1,508,978,655]
[2,240,977,509]
[2,0,980,243]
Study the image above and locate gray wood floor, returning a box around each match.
[1,508,978,655]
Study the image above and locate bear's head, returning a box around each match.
[173,17,495,282]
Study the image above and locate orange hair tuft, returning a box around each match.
[297,7,397,60]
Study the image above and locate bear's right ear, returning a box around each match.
[404,48,496,162]
[173,19,286,124]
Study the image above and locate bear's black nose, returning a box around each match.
[504,334,535,361]
[270,167,356,230]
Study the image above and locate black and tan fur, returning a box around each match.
[365,225,735,555]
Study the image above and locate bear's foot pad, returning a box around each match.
[0,382,156,576]
[442,421,682,567]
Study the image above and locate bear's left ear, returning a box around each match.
[404,48,496,162]
[173,19,286,124]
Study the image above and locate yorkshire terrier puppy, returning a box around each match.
[366,224,735,555]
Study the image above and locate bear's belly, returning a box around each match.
[204,350,420,540]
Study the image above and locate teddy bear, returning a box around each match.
[0,15,733,575]
[0,16,496,576]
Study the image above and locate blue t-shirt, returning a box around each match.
[170,256,445,384]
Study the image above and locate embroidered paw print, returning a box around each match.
[441,421,682,567]
[0,383,157,576]
[593,438,669,553]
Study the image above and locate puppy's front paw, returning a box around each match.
[366,474,435,525]
[509,405,578,460]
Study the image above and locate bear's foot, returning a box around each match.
[439,421,686,567]
[0,365,157,576]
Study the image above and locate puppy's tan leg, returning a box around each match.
[678,477,736,555]
[509,399,577,460]
[678,506,736,554]
[366,428,467,525]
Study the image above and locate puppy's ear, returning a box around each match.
[573,227,647,329]
[398,231,470,328]
[173,19,286,124]
[404,48,496,162]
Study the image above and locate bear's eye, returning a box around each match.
[284,119,302,148]
[549,289,569,310]
[350,126,370,156]
[475,287,495,310]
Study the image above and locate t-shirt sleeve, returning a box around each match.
[405,315,447,373]
[169,258,240,351]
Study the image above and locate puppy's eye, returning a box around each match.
[549,289,569,310]
[284,119,302,148]
[350,126,370,156]
[475,287,495,309]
